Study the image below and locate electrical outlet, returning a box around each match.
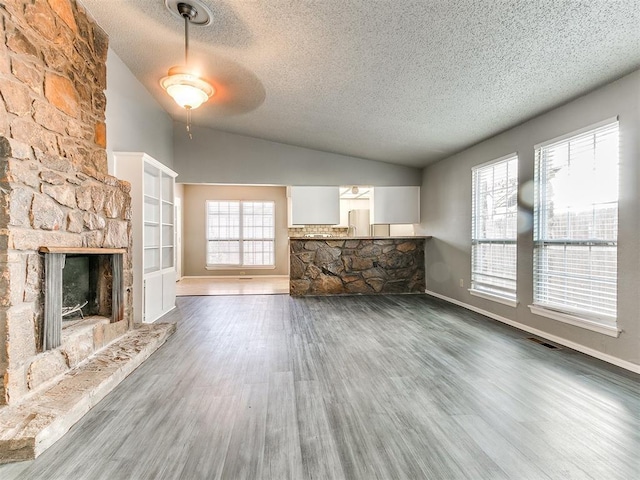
[459,279,464,288]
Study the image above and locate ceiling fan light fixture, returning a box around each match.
[161,0,215,138]
[160,68,214,109]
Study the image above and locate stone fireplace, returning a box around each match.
[0,135,134,405]
[0,1,134,406]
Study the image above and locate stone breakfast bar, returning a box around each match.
[289,236,429,296]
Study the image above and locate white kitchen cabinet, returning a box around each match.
[113,152,178,323]
[372,186,420,224]
[289,186,340,225]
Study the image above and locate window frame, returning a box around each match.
[530,117,620,337]
[470,153,519,307]
[205,200,276,269]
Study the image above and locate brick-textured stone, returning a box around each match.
[83,211,105,230]
[44,73,79,118]
[25,0,58,41]
[81,230,103,248]
[0,136,33,160]
[0,79,32,116]
[0,16,9,75]
[10,58,42,93]
[102,220,128,248]
[8,159,40,188]
[9,187,33,227]
[6,28,39,57]
[35,148,72,172]
[33,100,68,134]
[11,118,59,155]
[94,121,106,148]
[27,350,68,391]
[42,183,77,208]
[24,254,42,303]
[66,210,83,233]
[9,229,82,250]
[47,0,78,32]
[40,170,66,185]
[7,304,38,365]
[0,252,27,307]
[31,193,65,230]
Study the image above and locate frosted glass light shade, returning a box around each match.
[160,68,214,109]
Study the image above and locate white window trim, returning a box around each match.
[534,116,618,149]
[533,118,619,324]
[528,304,620,337]
[206,265,276,271]
[205,200,276,269]
[469,288,518,307]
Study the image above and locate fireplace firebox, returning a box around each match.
[40,247,126,350]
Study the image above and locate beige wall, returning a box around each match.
[182,185,289,276]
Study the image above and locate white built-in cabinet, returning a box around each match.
[113,152,177,323]
[289,186,340,225]
[372,186,420,224]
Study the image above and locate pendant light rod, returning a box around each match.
[177,2,197,65]
[184,14,189,64]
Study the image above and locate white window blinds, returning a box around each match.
[533,120,619,323]
[206,200,275,267]
[471,154,518,301]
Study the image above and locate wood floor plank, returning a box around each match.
[295,380,346,480]
[1,294,638,480]
[219,382,269,480]
[263,372,304,480]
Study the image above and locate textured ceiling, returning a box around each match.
[80,0,640,168]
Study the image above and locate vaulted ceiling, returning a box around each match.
[81,0,640,168]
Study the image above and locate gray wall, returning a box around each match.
[183,185,289,277]
[418,70,640,367]
[173,123,422,186]
[105,49,174,171]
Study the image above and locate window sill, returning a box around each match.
[469,289,517,307]
[205,265,276,271]
[528,304,620,338]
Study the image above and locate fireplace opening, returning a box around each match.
[41,247,125,349]
[62,254,113,325]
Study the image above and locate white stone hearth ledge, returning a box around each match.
[0,323,176,464]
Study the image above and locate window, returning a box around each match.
[471,154,518,305]
[206,200,275,267]
[532,119,619,333]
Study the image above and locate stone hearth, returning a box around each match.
[0,322,176,463]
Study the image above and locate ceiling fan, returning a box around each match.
[160,0,215,138]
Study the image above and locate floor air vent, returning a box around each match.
[526,337,561,349]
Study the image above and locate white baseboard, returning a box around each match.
[424,289,640,374]
[182,275,289,279]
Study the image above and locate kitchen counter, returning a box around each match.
[289,236,429,296]
[289,235,432,240]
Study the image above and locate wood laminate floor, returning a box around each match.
[175,277,289,296]
[1,295,638,480]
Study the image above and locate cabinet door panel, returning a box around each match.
[291,186,340,225]
[144,274,163,322]
[162,271,176,312]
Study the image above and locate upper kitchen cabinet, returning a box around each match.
[372,186,420,224]
[289,186,340,225]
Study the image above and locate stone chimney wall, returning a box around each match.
[0,1,132,405]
